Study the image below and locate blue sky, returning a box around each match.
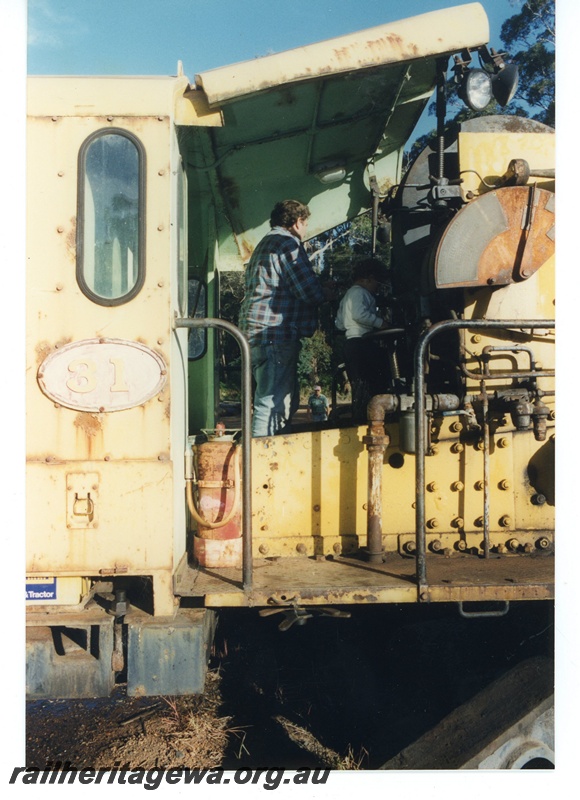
[24,0,533,143]
[27,0,521,78]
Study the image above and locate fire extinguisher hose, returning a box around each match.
[186,444,241,530]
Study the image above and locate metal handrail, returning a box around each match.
[414,318,555,596]
[174,316,253,591]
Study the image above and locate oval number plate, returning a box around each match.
[37,338,168,412]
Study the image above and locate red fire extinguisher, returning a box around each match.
[186,424,242,568]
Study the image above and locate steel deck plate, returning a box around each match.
[174,552,554,607]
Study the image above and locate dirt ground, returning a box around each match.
[25,603,554,772]
[25,671,357,772]
[26,672,231,771]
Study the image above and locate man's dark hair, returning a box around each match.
[270,200,311,229]
[352,258,387,282]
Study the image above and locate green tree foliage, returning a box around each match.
[500,0,554,126]
[218,271,245,398]
[297,328,333,392]
[406,0,555,165]
[313,212,389,285]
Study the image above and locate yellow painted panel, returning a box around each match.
[512,433,555,531]
[463,260,555,326]
[26,461,175,574]
[28,75,182,118]
[249,420,545,559]
[26,114,173,461]
[458,131,555,197]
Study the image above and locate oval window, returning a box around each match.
[77,129,145,305]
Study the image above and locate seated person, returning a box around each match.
[335,258,390,421]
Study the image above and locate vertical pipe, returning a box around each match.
[365,429,388,562]
[239,326,253,591]
[363,398,394,564]
[371,188,380,257]
[414,319,553,594]
[414,335,429,590]
[481,385,491,558]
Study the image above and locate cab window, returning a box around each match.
[77,129,145,304]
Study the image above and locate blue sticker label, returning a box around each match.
[26,578,57,601]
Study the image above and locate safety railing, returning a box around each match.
[414,318,555,594]
[174,316,254,591]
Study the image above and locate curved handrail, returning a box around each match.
[174,316,253,591]
[414,318,555,595]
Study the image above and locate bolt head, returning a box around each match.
[538,538,550,550]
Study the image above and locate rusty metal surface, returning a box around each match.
[434,186,555,288]
[195,4,489,106]
[194,440,240,538]
[174,552,553,608]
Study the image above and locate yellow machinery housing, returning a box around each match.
[26,2,553,701]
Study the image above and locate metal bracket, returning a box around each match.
[66,473,99,529]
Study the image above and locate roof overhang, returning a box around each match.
[179,4,490,265]
[194,3,489,107]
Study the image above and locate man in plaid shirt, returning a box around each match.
[239,200,330,437]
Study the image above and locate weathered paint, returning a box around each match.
[26,94,186,619]
[26,4,554,674]
[26,617,116,699]
[28,75,199,121]
[173,5,491,265]
[37,338,168,412]
[195,4,489,106]
[433,187,555,288]
[126,609,216,697]
[247,423,553,553]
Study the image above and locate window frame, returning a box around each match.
[76,127,146,306]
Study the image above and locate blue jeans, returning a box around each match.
[250,341,300,437]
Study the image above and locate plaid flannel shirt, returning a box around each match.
[239,227,325,345]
